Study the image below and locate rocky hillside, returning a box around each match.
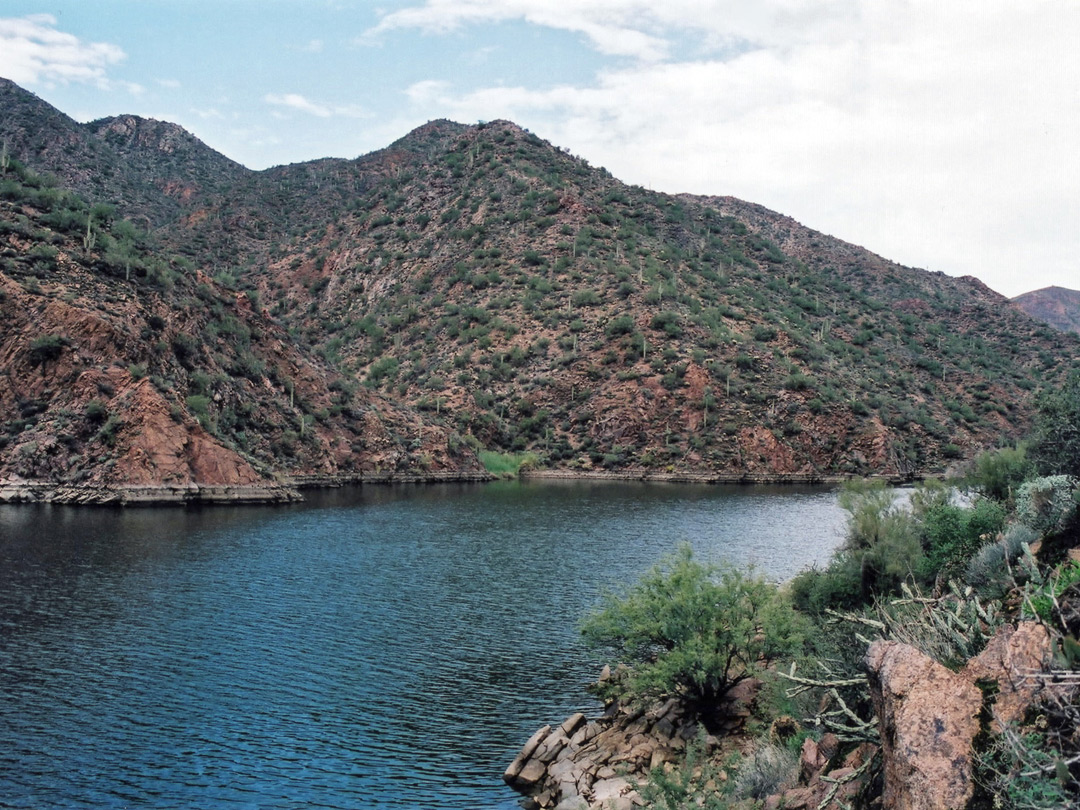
[1012,285,1080,335]
[1,79,1078,498]
[0,158,482,503]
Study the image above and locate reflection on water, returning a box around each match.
[0,480,846,809]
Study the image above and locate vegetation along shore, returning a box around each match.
[505,371,1080,809]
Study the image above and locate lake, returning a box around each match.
[0,479,847,809]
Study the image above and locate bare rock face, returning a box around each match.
[962,622,1051,731]
[866,640,983,810]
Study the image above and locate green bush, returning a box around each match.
[27,334,68,365]
[838,479,924,600]
[1031,370,1080,477]
[185,394,210,419]
[788,553,863,615]
[84,400,107,425]
[581,546,805,720]
[732,743,798,800]
[969,444,1031,503]
[638,731,730,810]
[606,315,635,337]
[920,497,1006,578]
[478,450,537,477]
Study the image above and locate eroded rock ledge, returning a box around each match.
[0,480,302,505]
[0,470,495,505]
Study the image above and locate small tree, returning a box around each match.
[1032,370,1080,478]
[968,443,1032,504]
[581,546,805,720]
[838,479,923,599]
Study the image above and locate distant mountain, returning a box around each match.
[1,79,1077,500]
[1012,286,1080,335]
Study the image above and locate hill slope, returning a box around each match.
[1,82,1077,497]
[1012,285,1080,335]
[0,158,482,503]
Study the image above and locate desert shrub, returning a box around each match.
[788,554,864,615]
[920,497,1007,578]
[837,479,924,601]
[1015,475,1078,537]
[783,372,813,391]
[478,450,537,478]
[638,731,730,810]
[185,394,210,422]
[1031,369,1080,477]
[650,310,682,337]
[96,415,121,447]
[84,400,107,425]
[964,523,1039,596]
[969,443,1032,503]
[366,356,400,385]
[609,313,630,336]
[731,743,797,800]
[171,332,199,369]
[581,545,806,721]
[791,482,930,613]
[27,334,68,365]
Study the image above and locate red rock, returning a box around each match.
[962,621,1051,731]
[866,640,982,810]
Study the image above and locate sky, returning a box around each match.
[0,2,1077,299]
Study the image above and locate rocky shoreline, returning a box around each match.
[505,622,1058,810]
[0,470,495,506]
[0,466,911,507]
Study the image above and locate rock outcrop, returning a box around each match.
[962,621,1051,731]
[866,621,1053,810]
[505,679,758,810]
[866,640,983,810]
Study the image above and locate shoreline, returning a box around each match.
[0,470,494,506]
[0,466,919,506]
[520,468,916,486]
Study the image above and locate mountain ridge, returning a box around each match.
[1,80,1077,499]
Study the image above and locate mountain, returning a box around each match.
[1012,286,1080,335]
[1,80,1077,500]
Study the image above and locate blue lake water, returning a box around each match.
[0,479,847,809]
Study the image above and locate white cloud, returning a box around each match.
[366,0,671,60]
[0,14,125,87]
[266,92,333,117]
[374,0,1080,296]
[157,78,182,89]
[264,92,367,119]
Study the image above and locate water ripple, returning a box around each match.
[0,480,844,808]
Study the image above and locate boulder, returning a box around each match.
[591,776,633,804]
[866,640,982,810]
[505,725,551,787]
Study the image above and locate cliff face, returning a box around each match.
[2,81,1078,498]
[1012,285,1080,335]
